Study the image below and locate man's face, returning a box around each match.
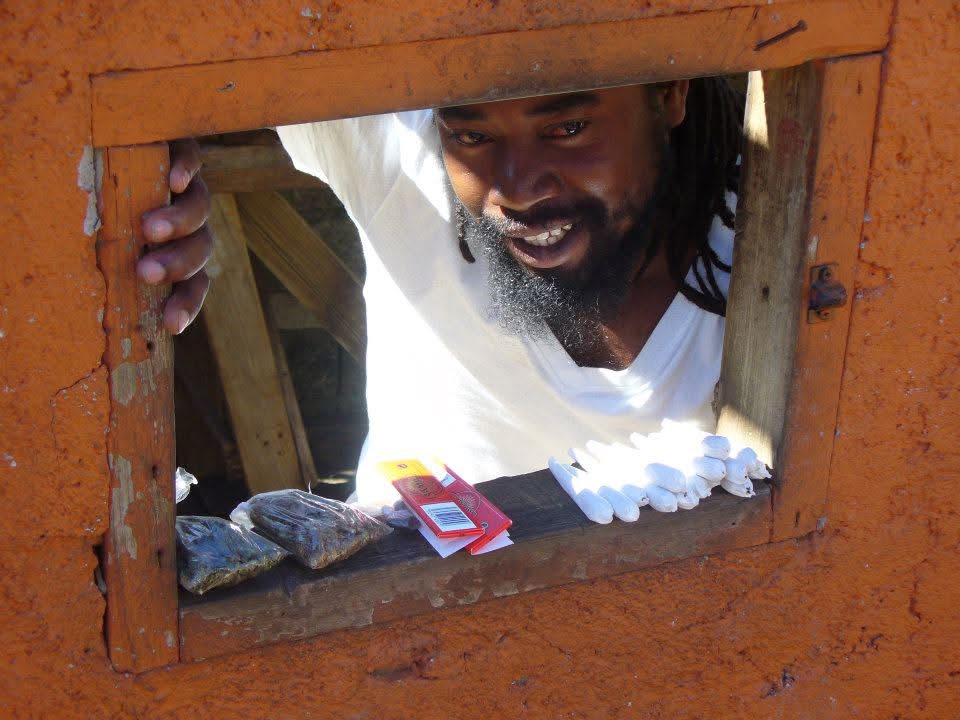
[436,84,688,340]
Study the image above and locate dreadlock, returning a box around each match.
[657,76,744,316]
[455,77,744,316]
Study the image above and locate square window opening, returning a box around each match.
[94,7,886,670]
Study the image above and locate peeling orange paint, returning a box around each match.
[1,1,959,718]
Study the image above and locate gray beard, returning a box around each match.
[460,180,666,357]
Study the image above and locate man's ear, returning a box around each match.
[659,80,690,129]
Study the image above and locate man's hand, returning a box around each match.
[138,139,213,334]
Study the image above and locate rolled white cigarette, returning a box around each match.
[608,442,654,474]
[687,473,712,500]
[549,457,614,524]
[568,446,604,475]
[567,447,639,521]
[611,441,646,460]
[701,435,731,460]
[676,490,700,510]
[642,463,686,494]
[736,447,772,480]
[692,456,726,485]
[619,483,650,507]
[723,458,750,486]
[592,442,653,503]
[721,478,756,498]
[644,484,679,512]
[595,484,640,522]
[582,441,633,478]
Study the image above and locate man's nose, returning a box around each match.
[488,143,562,213]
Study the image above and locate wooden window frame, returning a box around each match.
[94,0,891,672]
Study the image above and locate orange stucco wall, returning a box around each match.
[2,1,958,717]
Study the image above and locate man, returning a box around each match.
[140,79,743,504]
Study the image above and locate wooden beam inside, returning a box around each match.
[265,292,324,332]
[99,143,179,672]
[200,143,325,193]
[235,191,366,362]
[259,273,320,491]
[91,0,892,145]
[203,194,303,494]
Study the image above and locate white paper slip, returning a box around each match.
[470,532,514,555]
[418,523,476,558]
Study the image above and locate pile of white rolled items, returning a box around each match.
[548,421,771,524]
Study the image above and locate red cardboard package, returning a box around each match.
[437,466,513,554]
[378,459,512,553]
[380,459,483,539]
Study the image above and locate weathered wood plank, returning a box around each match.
[180,471,771,661]
[200,143,325,193]
[771,56,883,539]
[235,191,366,362]
[260,278,320,491]
[99,144,179,672]
[204,194,302,493]
[91,0,892,145]
[718,63,824,468]
[718,56,882,540]
[265,291,324,331]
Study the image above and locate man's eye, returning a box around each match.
[454,131,490,146]
[544,120,590,138]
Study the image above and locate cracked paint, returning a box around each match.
[110,363,137,407]
[77,146,103,237]
[135,357,160,398]
[108,454,138,560]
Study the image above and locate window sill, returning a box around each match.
[179,470,771,661]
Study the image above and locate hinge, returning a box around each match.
[808,263,848,323]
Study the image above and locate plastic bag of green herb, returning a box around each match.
[176,516,289,594]
[231,490,392,571]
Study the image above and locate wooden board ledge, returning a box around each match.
[179,470,771,662]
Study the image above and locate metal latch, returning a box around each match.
[808,263,847,322]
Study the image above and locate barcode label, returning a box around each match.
[421,502,477,532]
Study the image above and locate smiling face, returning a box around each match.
[436,83,689,344]
[438,85,686,272]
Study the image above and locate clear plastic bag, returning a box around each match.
[231,489,392,570]
[380,504,421,531]
[175,516,289,595]
[175,467,198,503]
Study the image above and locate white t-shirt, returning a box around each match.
[277,110,732,505]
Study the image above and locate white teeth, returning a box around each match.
[522,225,571,247]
